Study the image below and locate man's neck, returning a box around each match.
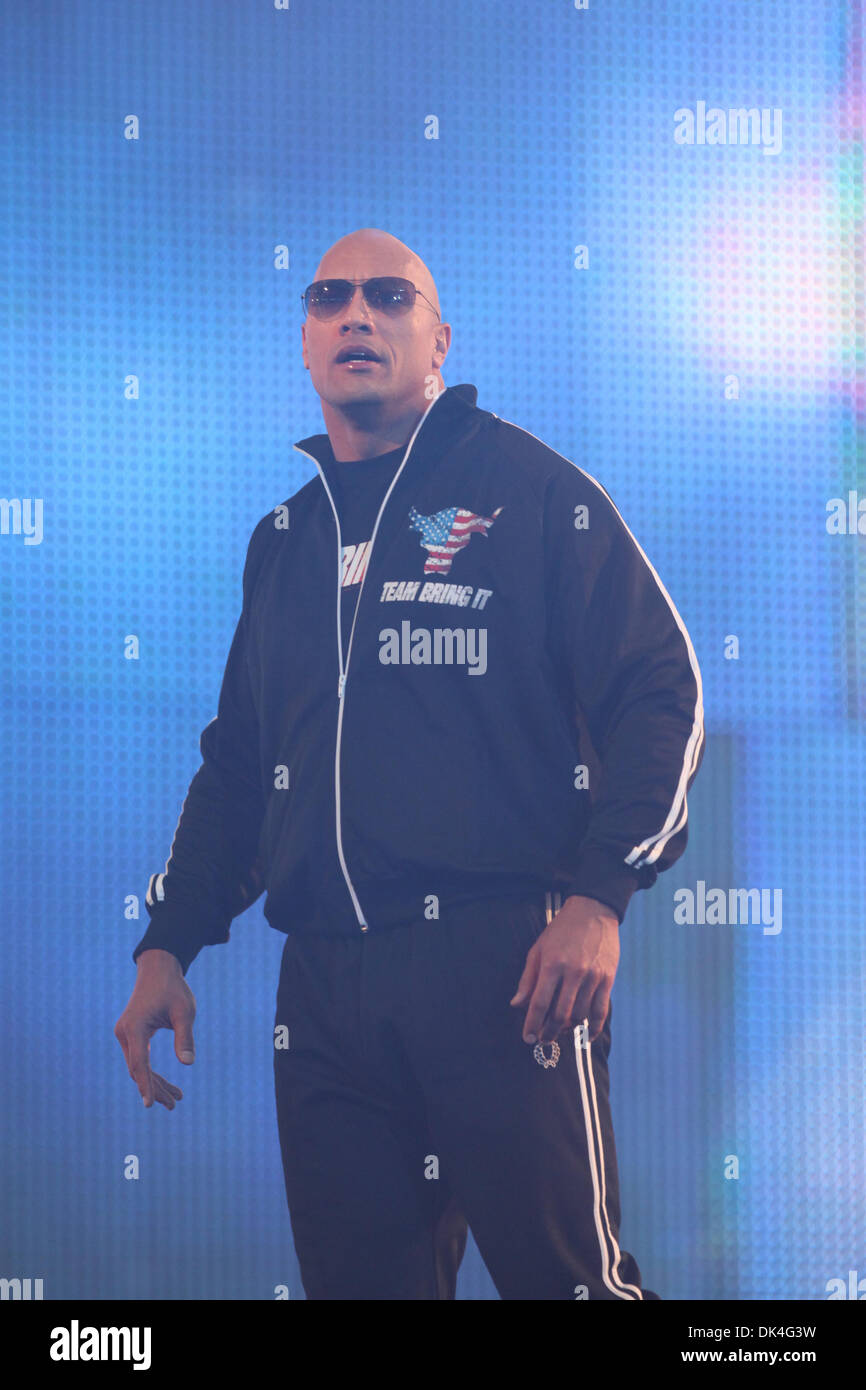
[320,390,439,462]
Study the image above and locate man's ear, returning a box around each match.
[301,321,309,370]
[433,322,451,368]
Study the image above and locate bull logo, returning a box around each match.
[408,504,504,576]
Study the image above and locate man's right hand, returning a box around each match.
[114,949,197,1110]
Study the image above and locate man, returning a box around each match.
[115,228,705,1300]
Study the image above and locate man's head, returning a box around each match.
[301,229,451,421]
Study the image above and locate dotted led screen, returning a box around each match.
[1,0,863,1304]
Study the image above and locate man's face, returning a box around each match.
[301,247,447,411]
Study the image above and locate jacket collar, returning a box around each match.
[293,382,480,467]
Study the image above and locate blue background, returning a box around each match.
[1,0,863,1300]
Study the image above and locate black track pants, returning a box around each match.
[273,890,656,1300]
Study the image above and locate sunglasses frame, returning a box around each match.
[301,276,441,322]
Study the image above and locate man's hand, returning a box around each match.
[114,949,197,1110]
[509,895,620,1046]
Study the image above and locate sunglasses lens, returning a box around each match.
[365,278,415,313]
[305,278,416,317]
[306,281,351,317]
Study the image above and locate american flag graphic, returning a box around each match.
[408,504,504,575]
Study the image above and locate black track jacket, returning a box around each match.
[133,383,705,973]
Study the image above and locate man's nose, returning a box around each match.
[338,286,374,327]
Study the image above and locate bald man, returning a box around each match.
[117,228,704,1300]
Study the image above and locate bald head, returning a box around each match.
[301,228,451,457]
[313,228,441,319]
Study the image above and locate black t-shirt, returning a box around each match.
[318,444,406,666]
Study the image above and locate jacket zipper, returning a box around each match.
[293,389,443,931]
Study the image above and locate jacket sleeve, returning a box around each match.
[132,524,269,974]
[543,462,705,924]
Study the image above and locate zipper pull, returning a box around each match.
[338,672,346,699]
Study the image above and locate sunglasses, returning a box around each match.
[301,276,440,321]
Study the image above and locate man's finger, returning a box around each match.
[509,945,539,1007]
[152,1071,183,1101]
[113,1023,130,1070]
[585,989,612,1042]
[571,973,605,1035]
[149,1077,172,1110]
[172,1017,196,1065]
[537,976,580,1044]
[147,1073,182,1111]
[126,1030,156,1106]
[151,1074,177,1111]
[521,967,561,1043]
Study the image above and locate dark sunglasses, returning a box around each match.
[301,276,440,321]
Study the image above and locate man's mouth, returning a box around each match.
[335,347,383,366]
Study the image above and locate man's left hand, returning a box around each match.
[509,895,620,1046]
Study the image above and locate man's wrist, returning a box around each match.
[564,893,620,924]
[136,948,183,971]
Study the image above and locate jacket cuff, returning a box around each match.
[132,916,225,976]
[561,846,644,925]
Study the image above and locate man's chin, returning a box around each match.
[325,377,390,409]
